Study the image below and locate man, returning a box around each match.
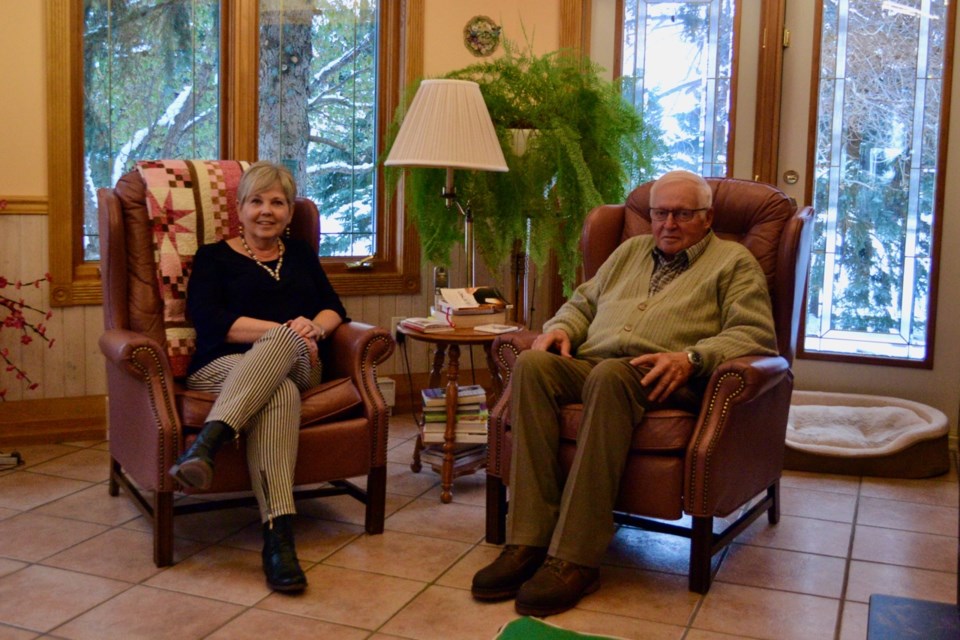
[471,170,778,616]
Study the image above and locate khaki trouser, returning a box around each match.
[506,350,702,567]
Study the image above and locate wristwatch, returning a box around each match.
[685,349,703,373]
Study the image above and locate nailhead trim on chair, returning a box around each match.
[130,345,178,489]
[686,370,746,513]
[489,341,521,476]
[360,333,395,466]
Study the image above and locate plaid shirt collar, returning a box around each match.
[649,231,714,295]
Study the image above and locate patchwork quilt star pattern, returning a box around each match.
[137,159,249,377]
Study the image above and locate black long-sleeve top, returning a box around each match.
[186,239,349,375]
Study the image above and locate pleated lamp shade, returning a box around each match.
[384,79,508,172]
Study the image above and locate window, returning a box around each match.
[802,0,953,365]
[619,0,738,176]
[47,0,421,305]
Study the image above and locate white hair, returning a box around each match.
[650,170,712,209]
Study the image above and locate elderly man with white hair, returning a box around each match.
[471,170,779,616]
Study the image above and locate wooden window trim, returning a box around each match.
[46,0,421,306]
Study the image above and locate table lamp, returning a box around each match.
[384,79,509,287]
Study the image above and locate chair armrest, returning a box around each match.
[325,321,396,467]
[487,330,540,477]
[684,355,793,516]
[99,328,182,492]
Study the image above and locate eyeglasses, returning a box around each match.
[649,208,708,222]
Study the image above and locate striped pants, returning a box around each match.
[186,325,321,523]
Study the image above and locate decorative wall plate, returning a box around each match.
[463,15,501,57]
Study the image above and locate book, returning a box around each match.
[420,384,487,407]
[420,443,487,464]
[423,403,488,423]
[432,307,508,329]
[438,286,509,310]
[399,316,454,333]
[473,323,521,335]
[421,428,488,445]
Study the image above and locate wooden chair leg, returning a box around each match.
[365,465,386,534]
[767,481,780,525]
[689,515,714,594]
[486,475,507,544]
[154,491,174,567]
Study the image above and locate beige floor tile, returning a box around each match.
[737,514,852,557]
[325,529,471,581]
[845,560,957,604]
[780,485,857,522]
[0,565,129,633]
[605,526,698,575]
[41,527,198,583]
[257,563,424,630]
[295,490,414,526]
[422,468,487,506]
[11,444,80,469]
[144,545,274,606]
[692,582,839,640]
[577,565,700,626]
[51,584,243,640]
[0,472,91,511]
[537,608,686,640]
[0,559,26,579]
[859,476,958,508]
[856,495,958,537]
[351,460,440,497]
[206,608,368,640]
[378,584,517,640]
[0,622,39,639]
[781,469,862,495]
[839,601,868,640]
[717,544,847,598]
[28,449,110,483]
[33,483,140,526]
[385,495,485,543]
[435,544,503,590]
[685,630,753,639]
[123,504,260,543]
[852,525,958,571]
[0,513,108,562]
[222,515,363,563]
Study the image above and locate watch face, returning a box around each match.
[687,350,702,367]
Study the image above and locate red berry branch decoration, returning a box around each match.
[0,273,55,401]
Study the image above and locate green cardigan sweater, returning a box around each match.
[543,234,778,376]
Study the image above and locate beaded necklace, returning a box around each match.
[239,234,284,281]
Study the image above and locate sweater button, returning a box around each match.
[623,324,633,332]
[637,302,647,311]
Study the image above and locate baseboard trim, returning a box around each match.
[0,395,106,446]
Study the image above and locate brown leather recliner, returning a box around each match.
[97,161,395,567]
[484,177,814,593]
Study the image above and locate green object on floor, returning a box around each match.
[494,616,628,640]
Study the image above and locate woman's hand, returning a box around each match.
[285,316,324,341]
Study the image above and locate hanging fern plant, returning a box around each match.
[384,41,661,295]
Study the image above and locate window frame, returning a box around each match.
[794,0,956,369]
[46,0,422,306]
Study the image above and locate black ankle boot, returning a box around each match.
[168,420,234,489]
[262,515,307,592]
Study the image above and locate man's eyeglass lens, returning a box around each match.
[650,208,706,222]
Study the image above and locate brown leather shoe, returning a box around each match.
[471,545,548,601]
[515,556,600,616]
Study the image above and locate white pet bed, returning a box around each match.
[784,390,950,478]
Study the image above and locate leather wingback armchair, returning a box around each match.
[484,177,813,593]
[98,161,395,567]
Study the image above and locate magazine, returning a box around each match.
[472,323,521,334]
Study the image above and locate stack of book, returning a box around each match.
[399,315,454,333]
[433,286,510,329]
[420,383,489,444]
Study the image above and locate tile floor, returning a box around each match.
[0,413,956,640]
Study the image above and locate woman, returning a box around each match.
[169,161,347,593]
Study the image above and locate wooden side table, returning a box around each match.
[396,325,505,502]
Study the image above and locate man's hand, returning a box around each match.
[532,329,572,357]
[630,351,695,403]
